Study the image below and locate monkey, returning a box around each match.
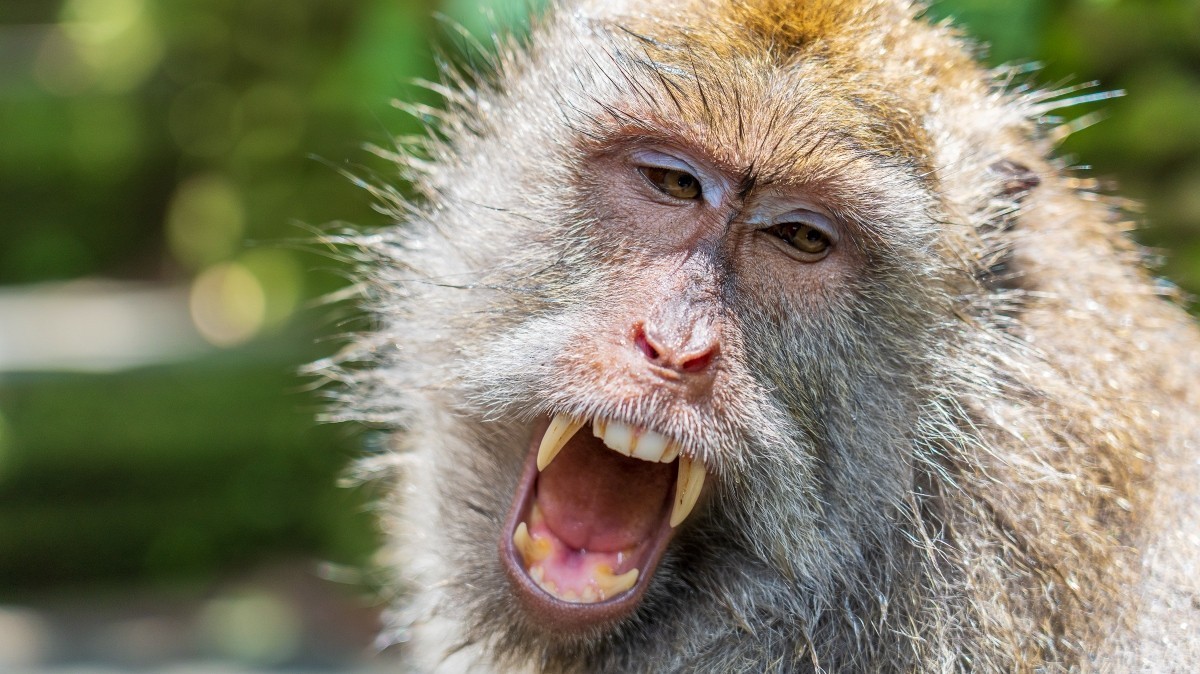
[318,0,1200,671]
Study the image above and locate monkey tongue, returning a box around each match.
[535,430,675,553]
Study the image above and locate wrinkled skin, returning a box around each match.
[322,0,1200,671]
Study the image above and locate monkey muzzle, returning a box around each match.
[499,413,707,630]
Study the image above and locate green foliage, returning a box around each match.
[933,0,1200,294]
[0,338,376,593]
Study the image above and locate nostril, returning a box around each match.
[635,322,718,375]
[679,347,716,373]
[634,326,660,361]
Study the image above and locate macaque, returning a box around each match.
[323,0,1200,670]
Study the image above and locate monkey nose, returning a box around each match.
[633,323,720,377]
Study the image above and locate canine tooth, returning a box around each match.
[513,522,534,564]
[631,429,670,462]
[596,567,639,598]
[670,455,706,527]
[513,522,551,564]
[661,441,681,463]
[597,420,635,456]
[538,414,585,471]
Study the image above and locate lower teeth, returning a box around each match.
[513,507,640,603]
[522,560,639,603]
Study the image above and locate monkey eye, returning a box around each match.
[639,166,702,200]
[764,216,834,259]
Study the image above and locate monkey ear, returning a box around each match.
[984,159,1042,237]
[991,160,1041,204]
[975,160,1041,290]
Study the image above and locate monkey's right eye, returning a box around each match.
[639,166,702,200]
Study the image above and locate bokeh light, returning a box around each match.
[190,261,267,347]
[167,174,246,269]
[60,0,164,93]
[196,589,302,665]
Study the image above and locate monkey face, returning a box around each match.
[492,140,881,630]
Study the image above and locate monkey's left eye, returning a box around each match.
[639,166,702,200]
[764,217,834,259]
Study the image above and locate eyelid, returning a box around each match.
[773,209,837,242]
[630,150,697,174]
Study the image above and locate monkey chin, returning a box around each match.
[499,414,703,631]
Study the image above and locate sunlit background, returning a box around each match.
[0,0,1197,670]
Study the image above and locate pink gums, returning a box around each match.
[524,505,634,600]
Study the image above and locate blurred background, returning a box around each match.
[0,0,1196,670]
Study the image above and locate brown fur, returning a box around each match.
[320,0,1200,671]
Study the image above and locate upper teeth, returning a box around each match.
[536,413,706,528]
[671,455,705,528]
[593,419,679,463]
[536,414,586,471]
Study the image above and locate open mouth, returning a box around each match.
[500,413,708,630]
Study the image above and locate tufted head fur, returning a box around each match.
[317,0,1200,671]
